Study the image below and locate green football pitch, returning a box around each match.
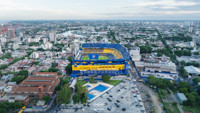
[82,56,109,60]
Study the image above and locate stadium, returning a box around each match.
[71,43,130,77]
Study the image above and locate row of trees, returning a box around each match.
[11,70,29,84]
[147,76,174,90]
[174,50,191,57]
[0,101,23,113]
[164,33,192,42]
[56,84,72,104]
[73,84,88,104]
[180,61,200,67]
[140,45,152,54]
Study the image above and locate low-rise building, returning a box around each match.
[177,93,187,104]
[185,66,200,76]
[11,72,61,99]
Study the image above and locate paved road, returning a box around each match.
[129,61,163,113]
[140,83,163,113]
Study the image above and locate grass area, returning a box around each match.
[82,56,109,60]
[107,80,121,86]
[158,89,166,99]
[164,103,180,113]
[82,56,90,60]
[182,106,200,113]
[76,80,87,86]
[98,56,109,60]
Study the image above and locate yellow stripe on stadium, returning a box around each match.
[82,48,123,59]
[72,64,125,71]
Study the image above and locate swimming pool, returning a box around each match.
[87,93,95,100]
[86,85,91,88]
[92,85,108,92]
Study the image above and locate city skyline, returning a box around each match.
[0,0,200,20]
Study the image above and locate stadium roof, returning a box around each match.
[82,43,130,60]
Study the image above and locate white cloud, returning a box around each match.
[0,0,199,20]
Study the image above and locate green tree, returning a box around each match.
[17,70,28,76]
[67,56,73,62]
[65,63,72,74]
[56,84,72,104]
[194,52,199,55]
[179,88,188,94]
[89,76,95,83]
[0,108,6,113]
[140,45,152,53]
[183,93,196,106]
[115,40,120,44]
[102,74,110,83]
[180,66,188,77]
[32,61,40,65]
[11,76,26,84]
[51,62,57,67]
[48,67,59,72]
[74,84,88,104]
[73,94,80,104]
[42,96,51,104]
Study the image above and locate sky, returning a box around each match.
[0,0,200,20]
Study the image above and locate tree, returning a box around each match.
[56,84,72,104]
[184,93,196,106]
[192,78,200,85]
[89,76,95,83]
[0,108,6,113]
[73,94,80,104]
[42,96,51,104]
[32,61,40,65]
[102,74,110,83]
[180,66,188,77]
[179,88,188,94]
[140,45,152,53]
[65,63,72,74]
[51,62,57,67]
[37,48,45,51]
[67,56,73,62]
[194,52,199,55]
[115,40,120,44]
[17,70,28,76]
[74,84,88,104]
[48,67,59,72]
[11,76,26,84]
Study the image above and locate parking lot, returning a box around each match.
[84,79,146,113]
[59,79,146,113]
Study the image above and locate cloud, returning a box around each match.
[0,0,199,20]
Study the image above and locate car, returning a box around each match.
[107,108,111,111]
[116,100,120,103]
[122,108,126,111]
[109,95,113,98]
[121,96,124,99]
[116,105,120,108]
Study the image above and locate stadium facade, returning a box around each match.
[71,43,130,77]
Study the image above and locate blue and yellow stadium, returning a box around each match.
[71,43,130,77]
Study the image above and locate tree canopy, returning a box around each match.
[102,74,110,83]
